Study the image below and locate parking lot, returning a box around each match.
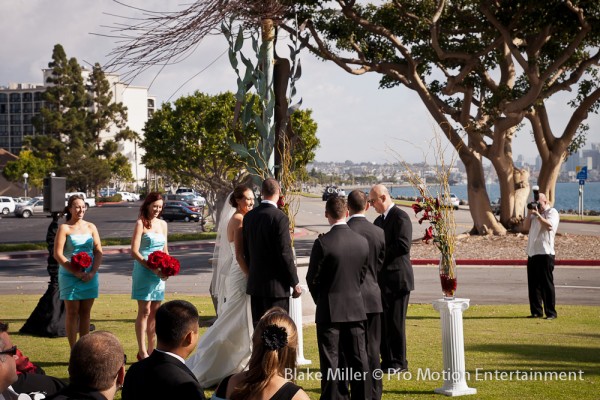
[0,202,206,244]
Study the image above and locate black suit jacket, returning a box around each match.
[307,224,369,324]
[374,205,414,292]
[243,202,299,298]
[122,351,206,400]
[347,216,384,314]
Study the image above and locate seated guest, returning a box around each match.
[122,300,206,400]
[46,331,125,400]
[212,308,309,400]
[1,321,65,400]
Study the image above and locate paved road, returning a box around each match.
[1,197,599,314]
[0,202,205,243]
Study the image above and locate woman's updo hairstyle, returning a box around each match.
[229,184,251,208]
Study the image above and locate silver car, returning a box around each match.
[15,198,46,218]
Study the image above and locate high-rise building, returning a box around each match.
[0,69,155,188]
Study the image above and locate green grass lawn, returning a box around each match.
[2,295,598,399]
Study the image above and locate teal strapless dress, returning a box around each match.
[59,233,99,300]
[132,232,167,301]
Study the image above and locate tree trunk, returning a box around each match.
[463,153,507,236]
[537,156,563,207]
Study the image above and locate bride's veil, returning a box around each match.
[211,192,236,315]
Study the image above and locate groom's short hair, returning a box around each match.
[326,196,347,220]
[262,178,280,198]
[156,300,199,348]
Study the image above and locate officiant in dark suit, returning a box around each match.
[347,190,385,400]
[307,196,370,399]
[122,300,206,400]
[369,184,414,374]
[243,178,301,326]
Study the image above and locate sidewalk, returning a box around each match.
[1,226,599,266]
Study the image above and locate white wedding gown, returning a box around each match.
[186,242,253,388]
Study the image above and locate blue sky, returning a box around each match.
[2,0,599,165]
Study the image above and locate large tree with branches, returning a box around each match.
[281,0,600,234]
[106,0,600,235]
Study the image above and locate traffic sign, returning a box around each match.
[576,166,588,180]
[579,179,586,185]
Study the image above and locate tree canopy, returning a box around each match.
[141,90,319,217]
[281,0,600,234]
[24,44,131,193]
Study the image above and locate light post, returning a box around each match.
[22,172,29,197]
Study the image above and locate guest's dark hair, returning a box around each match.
[347,190,368,213]
[230,308,298,400]
[326,196,347,220]
[229,185,251,208]
[139,192,163,229]
[155,300,199,348]
[0,322,8,362]
[63,194,86,221]
[261,178,280,198]
[69,331,124,391]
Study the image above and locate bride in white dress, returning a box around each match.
[187,185,255,388]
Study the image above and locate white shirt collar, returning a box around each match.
[261,199,278,207]
[154,349,186,365]
[383,203,395,219]
[347,213,366,221]
[332,221,347,227]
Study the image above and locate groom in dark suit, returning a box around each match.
[243,178,301,326]
[369,184,414,373]
[307,196,371,399]
[347,190,385,400]
[122,300,206,400]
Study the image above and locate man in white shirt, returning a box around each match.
[524,192,559,320]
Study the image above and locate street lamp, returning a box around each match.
[22,172,29,197]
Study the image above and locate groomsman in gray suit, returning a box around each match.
[347,190,385,400]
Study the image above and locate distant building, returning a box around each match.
[0,69,156,188]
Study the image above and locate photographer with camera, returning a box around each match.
[523,186,559,320]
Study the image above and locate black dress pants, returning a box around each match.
[527,254,557,318]
[380,289,410,370]
[317,321,370,400]
[250,295,289,327]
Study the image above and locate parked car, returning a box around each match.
[175,187,195,195]
[14,198,46,218]
[322,186,347,201]
[0,196,16,215]
[448,193,460,210]
[65,192,96,208]
[117,192,136,202]
[161,201,204,222]
[13,197,32,205]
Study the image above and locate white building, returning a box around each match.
[0,69,155,189]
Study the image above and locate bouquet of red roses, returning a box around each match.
[71,251,92,272]
[147,251,180,278]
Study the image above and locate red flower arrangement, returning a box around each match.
[71,252,92,272]
[412,189,458,299]
[147,251,180,278]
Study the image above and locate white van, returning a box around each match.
[65,192,96,208]
[0,196,16,215]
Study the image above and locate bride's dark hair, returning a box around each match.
[230,308,298,400]
[229,184,251,208]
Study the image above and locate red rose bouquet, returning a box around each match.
[71,251,92,272]
[147,251,180,278]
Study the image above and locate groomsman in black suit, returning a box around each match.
[369,184,414,373]
[347,190,385,400]
[243,178,301,326]
[307,196,371,399]
[122,300,206,400]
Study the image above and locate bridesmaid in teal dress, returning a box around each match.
[54,194,103,349]
[131,192,169,360]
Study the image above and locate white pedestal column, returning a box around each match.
[290,284,311,365]
[432,298,477,397]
